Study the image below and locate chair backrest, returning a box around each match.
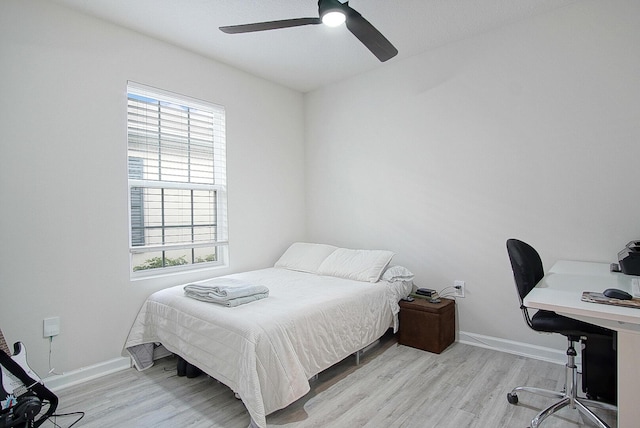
[506,238,545,306]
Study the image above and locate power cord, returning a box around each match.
[43,338,86,427]
[458,332,494,348]
[48,336,63,376]
[46,409,85,428]
[436,285,463,299]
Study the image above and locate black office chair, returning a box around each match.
[506,239,616,428]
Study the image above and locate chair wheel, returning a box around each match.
[507,392,519,404]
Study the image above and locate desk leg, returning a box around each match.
[616,330,640,428]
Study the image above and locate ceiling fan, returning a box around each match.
[219,0,398,62]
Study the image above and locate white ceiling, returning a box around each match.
[51,0,577,93]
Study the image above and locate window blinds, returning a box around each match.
[127,82,228,273]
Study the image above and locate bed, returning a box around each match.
[124,243,413,428]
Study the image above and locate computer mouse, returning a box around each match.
[603,288,633,300]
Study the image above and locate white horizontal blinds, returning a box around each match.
[128,157,145,247]
[127,82,227,273]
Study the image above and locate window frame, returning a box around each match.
[126,81,228,278]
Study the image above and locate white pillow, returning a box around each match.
[317,248,394,283]
[274,242,338,274]
[382,265,414,282]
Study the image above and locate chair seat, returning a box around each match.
[531,310,613,339]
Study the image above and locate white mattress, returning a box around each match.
[124,268,410,428]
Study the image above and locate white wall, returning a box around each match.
[305,0,640,351]
[2,0,639,380]
[0,0,306,375]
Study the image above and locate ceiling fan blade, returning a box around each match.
[344,5,398,62]
[220,18,321,34]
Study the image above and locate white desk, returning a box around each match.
[524,261,640,428]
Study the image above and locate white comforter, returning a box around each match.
[124,268,411,428]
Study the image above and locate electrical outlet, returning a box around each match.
[454,280,465,298]
[43,317,60,337]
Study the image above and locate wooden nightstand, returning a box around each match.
[398,298,455,354]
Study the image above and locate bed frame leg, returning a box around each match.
[354,339,380,366]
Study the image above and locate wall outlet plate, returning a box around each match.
[454,280,465,298]
[43,317,60,337]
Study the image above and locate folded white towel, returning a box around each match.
[184,277,269,305]
[185,291,269,307]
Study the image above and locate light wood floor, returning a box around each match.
[51,333,616,428]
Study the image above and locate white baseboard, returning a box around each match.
[44,345,173,392]
[41,335,569,392]
[458,331,572,366]
[43,357,131,392]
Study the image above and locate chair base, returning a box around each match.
[507,387,616,428]
[507,339,616,428]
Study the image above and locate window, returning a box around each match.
[127,82,228,276]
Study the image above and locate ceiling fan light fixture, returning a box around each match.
[220,0,398,62]
[321,10,346,27]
